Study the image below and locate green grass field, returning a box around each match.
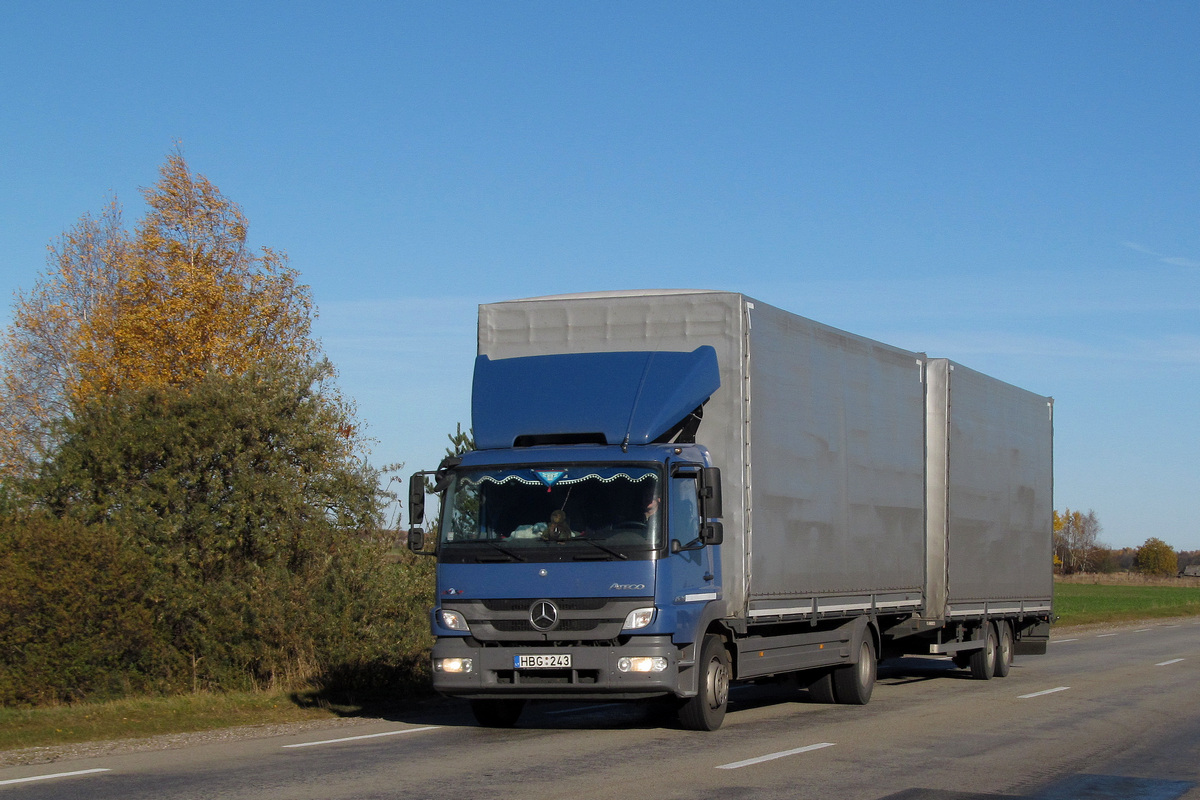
[1053,582,1200,626]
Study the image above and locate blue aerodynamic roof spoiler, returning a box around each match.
[471,346,720,451]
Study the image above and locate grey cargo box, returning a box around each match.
[479,290,1052,625]
[925,360,1054,619]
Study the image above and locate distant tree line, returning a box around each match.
[1054,508,1194,578]
[0,152,432,707]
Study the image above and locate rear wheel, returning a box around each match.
[832,636,877,705]
[994,620,1014,678]
[969,622,997,680]
[470,698,526,728]
[679,634,730,731]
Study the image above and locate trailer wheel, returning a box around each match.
[994,620,1014,678]
[679,634,730,731]
[806,670,836,704]
[969,623,997,680]
[470,698,526,728]
[832,636,876,705]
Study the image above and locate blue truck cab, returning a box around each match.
[408,346,728,728]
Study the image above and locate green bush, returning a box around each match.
[3,362,436,707]
[0,514,436,707]
[0,514,172,705]
[300,548,435,702]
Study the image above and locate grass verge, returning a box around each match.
[0,691,344,753]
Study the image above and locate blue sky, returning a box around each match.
[2,3,1197,549]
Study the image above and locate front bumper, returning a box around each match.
[431,635,686,700]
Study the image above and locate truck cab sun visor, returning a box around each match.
[471,346,721,450]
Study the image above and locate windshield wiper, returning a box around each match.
[568,538,628,560]
[474,540,526,562]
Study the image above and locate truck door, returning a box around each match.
[661,470,719,643]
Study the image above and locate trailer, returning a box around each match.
[408,290,1053,730]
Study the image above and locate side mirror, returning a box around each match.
[699,467,722,520]
[671,521,723,554]
[408,473,426,527]
[407,526,426,553]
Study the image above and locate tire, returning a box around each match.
[470,698,526,728]
[679,634,731,731]
[832,636,877,705]
[806,669,837,704]
[969,622,997,680]
[994,620,1014,678]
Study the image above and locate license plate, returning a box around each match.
[514,654,571,669]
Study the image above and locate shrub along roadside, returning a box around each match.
[0,515,168,705]
[1,362,435,708]
[0,543,435,754]
[0,512,436,709]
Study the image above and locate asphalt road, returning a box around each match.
[3,619,1199,800]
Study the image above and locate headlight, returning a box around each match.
[617,656,668,673]
[622,607,656,630]
[435,657,473,673]
[439,609,470,632]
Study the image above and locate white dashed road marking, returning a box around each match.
[0,768,111,786]
[283,726,440,748]
[717,742,836,770]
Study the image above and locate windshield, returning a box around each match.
[439,465,662,561]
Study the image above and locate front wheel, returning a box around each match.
[832,636,876,705]
[679,634,730,731]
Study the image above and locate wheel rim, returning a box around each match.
[857,642,874,689]
[707,655,730,709]
[997,623,1013,674]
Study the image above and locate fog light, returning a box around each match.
[435,657,473,674]
[616,656,668,673]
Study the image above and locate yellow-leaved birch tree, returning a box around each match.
[0,201,128,474]
[0,151,317,478]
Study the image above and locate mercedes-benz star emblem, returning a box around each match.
[529,600,559,631]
